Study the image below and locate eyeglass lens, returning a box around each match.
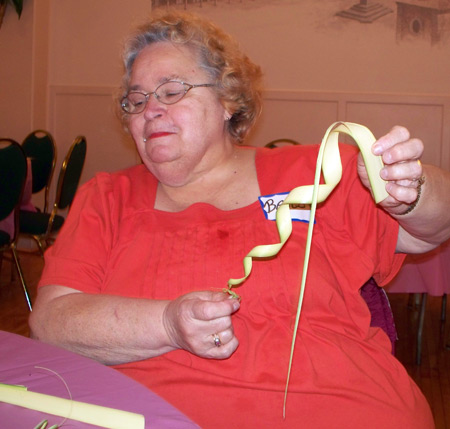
[122,81,194,113]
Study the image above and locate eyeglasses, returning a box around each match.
[120,80,215,114]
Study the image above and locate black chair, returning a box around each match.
[22,130,57,213]
[19,136,87,255]
[0,138,33,311]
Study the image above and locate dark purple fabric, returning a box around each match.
[361,278,397,354]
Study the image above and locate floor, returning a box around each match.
[389,292,450,429]
[1,251,450,428]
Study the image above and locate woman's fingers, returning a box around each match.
[191,293,240,321]
[163,291,240,358]
[203,328,240,359]
[358,126,425,212]
[381,158,423,183]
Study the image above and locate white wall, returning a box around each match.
[1,0,450,209]
[0,1,34,139]
[199,0,450,94]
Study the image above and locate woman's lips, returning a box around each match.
[148,131,174,139]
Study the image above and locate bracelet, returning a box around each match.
[398,175,425,215]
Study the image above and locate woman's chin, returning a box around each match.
[144,154,190,186]
[146,145,179,164]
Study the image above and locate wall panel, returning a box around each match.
[49,87,450,210]
[345,101,443,168]
[246,91,450,171]
[247,95,339,146]
[48,86,139,204]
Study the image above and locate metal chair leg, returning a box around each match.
[443,294,450,351]
[441,294,447,322]
[11,246,32,311]
[416,293,427,365]
[31,236,46,257]
[407,293,414,308]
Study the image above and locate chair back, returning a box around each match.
[22,130,56,212]
[0,139,27,240]
[55,136,87,210]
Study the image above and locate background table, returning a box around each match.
[0,331,199,429]
[385,239,450,365]
[385,239,450,296]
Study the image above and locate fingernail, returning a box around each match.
[232,300,240,311]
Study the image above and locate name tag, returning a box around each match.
[258,192,312,223]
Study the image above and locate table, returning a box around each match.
[385,239,450,296]
[385,240,450,364]
[0,331,199,429]
[0,159,35,239]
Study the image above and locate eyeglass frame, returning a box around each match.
[120,80,216,114]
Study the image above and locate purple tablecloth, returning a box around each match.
[0,331,199,428]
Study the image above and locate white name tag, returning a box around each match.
[258,192,312,223]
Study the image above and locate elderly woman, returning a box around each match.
[30,10,449,428]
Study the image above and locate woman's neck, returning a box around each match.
[154,146,260,212]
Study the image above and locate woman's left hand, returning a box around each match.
[357,125,424,215]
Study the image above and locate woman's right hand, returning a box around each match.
[163,291,240,359]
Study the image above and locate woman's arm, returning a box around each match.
[357,126,450,253]
[393,164,450,253]
[29,285,240,365]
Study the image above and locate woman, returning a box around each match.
[30,10,450,428]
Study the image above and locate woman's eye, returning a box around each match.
[164,90,183,98]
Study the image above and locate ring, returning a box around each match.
[212,333,222,347]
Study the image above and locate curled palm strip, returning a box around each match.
[226,122,388,416]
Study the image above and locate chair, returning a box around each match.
[265,138,300,149]
[404,292,448,365]
[21,130,57,213]
[0,139,33,311]
[19,136,87,255]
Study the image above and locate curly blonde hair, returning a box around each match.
[121,10,263,143]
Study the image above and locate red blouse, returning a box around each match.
[40,144,434,428]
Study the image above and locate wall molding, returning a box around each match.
[48,85,450,171]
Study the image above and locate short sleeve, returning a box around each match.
[319,144,405,286]
[38,173,116,293]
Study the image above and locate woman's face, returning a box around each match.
[127,42,231,187]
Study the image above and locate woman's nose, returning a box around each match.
[142,94,166,120]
